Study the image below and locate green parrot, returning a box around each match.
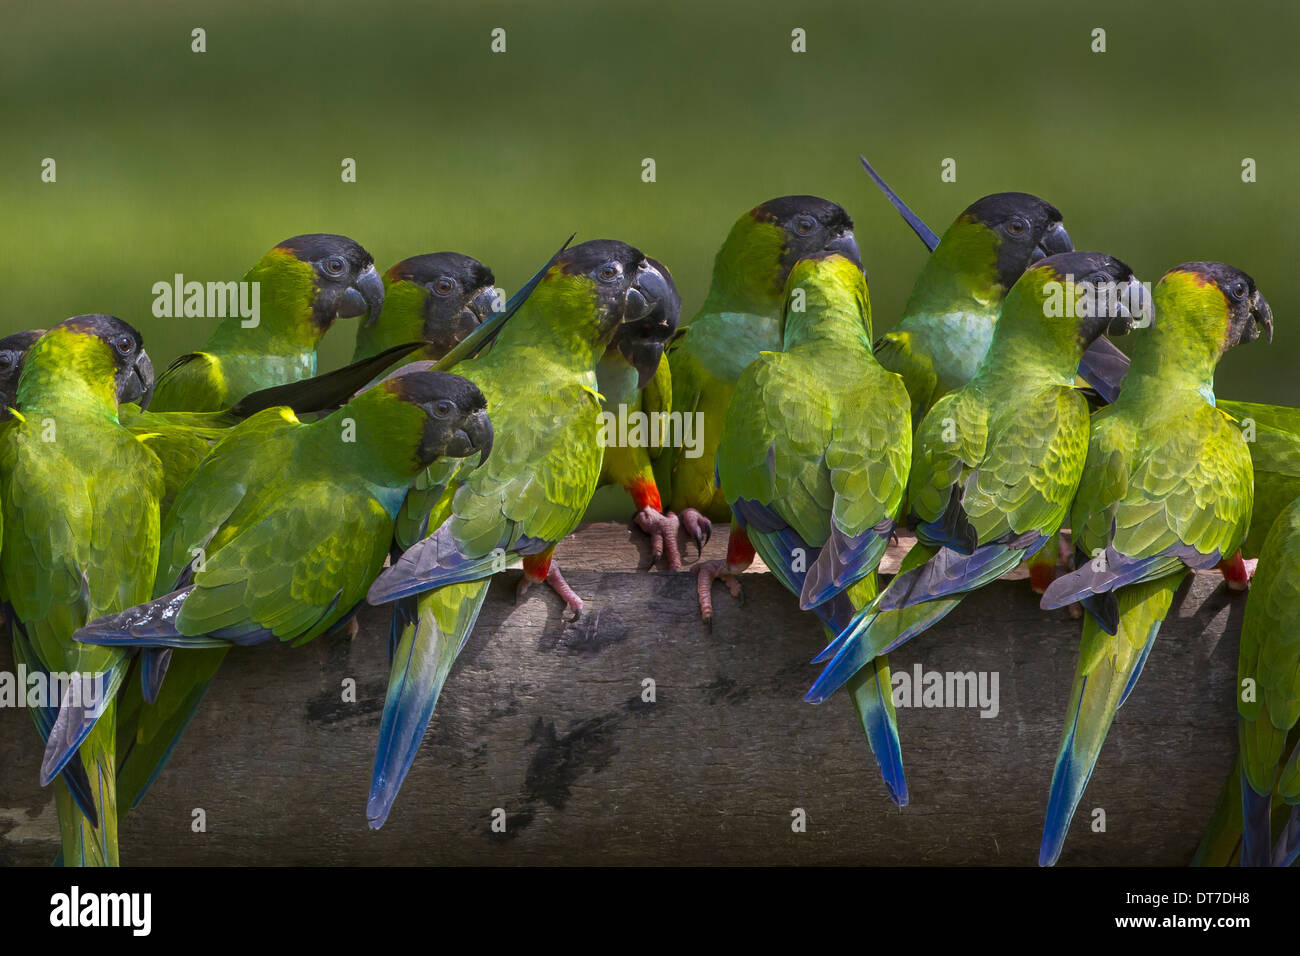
[1234,494,1300,866]
[83,248,560,814]
[714,252,912,803]
[872,189,1072,424]
[593,258,682,566]
[71,369,492,810]
[648,196,860,608]
[119,254,495,516]
[857,155,1144,406]
[364,239,679,827]
[806,252,1141,704]
[149,233,385,412]
[0,314,160,867]
[353,252,499,369]
[1037,262,1273,867]
[860,155,1298,576]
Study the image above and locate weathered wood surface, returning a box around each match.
[0,523,1243,866]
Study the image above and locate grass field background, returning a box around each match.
[4,0,1297,403]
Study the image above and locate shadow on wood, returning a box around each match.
[0,523,1243,866]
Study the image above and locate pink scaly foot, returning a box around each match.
[679,508,713,560]
[696,525,756,627]
[1217,550,1258,592]
[517,553,584,620]
[346,617,361,639]
[635,507,682,570]
[696,560,742,627]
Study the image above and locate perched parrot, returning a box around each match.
[85,249,561,813]
[0,315,159,866]
[858,156,1299,562]
[123,254,496,514]
[1233,494,1300,866]
[353,252,499,369]
[713,252,912,803]
[150,233,384,412]
[856,155,1137,406]
[365,239,679,828]
[1037,262,1273,867]
[872,189,1072,423]
[594,258,682,566]
[71,369,492,809]
[649,196,860,601]
[806,252,1141,704]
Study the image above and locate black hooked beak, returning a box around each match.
[121,350,155,409]
[620,336,667,391]
[823,229,862,268]
[464,284,501,325]
[623,259,674,322]
[447,407,494,463]
[1245,289,1274,345]
[346,264,388,327]
[1031,222,1073,263]
[1106,276,1148,336]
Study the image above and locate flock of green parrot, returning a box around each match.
[1,156,1297,868]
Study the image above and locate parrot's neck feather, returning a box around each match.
[685,310,780,382]
[901,229,1003,324]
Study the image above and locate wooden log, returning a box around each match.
[0,523,1243,866]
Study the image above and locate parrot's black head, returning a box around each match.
[0,329,45,411]
[379,252,498,355]
[754,195,861,278]
[559,240,677,342]
[1172,262,1273,351]
[389,368,493,467]
[1036,251,1144,345]
[962,193,1071,291]
[59,314,155,408]
[275,233,385,330]
[608,256,681,389]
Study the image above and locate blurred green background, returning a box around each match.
[3,0,1296,403]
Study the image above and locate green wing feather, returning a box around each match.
[1,410,161,866]
[1238,497,1300,799]
[149,352,229,413]
[875,329,939,425]
[959,386,1089,541]
[1073,402,1253,563]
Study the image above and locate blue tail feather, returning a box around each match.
[1240,770,1273,867]
[367,582,490,829]
[846,656,908,806]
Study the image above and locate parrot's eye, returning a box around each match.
[1005,217,1028,236]
[115,335,134,355]
[432,399,455,419]
[1089,272,1109,286]
[1230,280,1248,301]
[794,215,816,236]
[323,256,347,277]
[432,277,457,296]
[597,262,622,282]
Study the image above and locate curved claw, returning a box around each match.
[697,559,742,627]
[634,508,682,571]
[680,508,713,560]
